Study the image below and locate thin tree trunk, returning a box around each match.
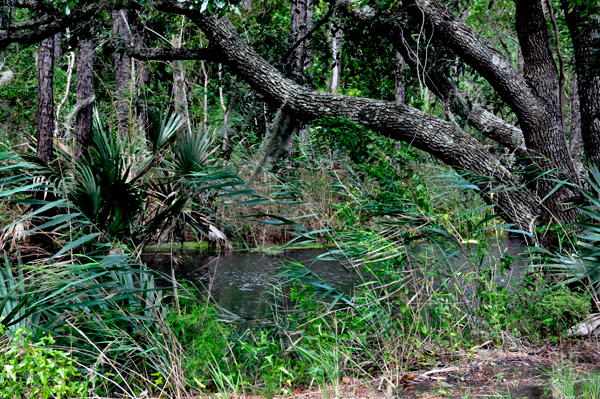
[53,32,61,62]
[75,38,95,159]
[112,9,132,139]
[393,51,406,172]
[36,34,56,163]
[54,50,74,137]
[201,59,209,131]
[546,0,566,130]
[290,0,314,85]
[570,77,586,186]
[395,51,406,105]
[135,59,150,134]
[172,34,190,133]
[329,19,343,93]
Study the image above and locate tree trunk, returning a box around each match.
[172,34,190,133]
[75,38,95,159]
[515,0,578,223]
[398,0,577,223]
[53,32,61,61]
[290,0,314,85]
[329,19,343,93]
[562,2,600,164]
[394,51,406,105]
[135,59,150,134]
[36,34,55,163]
[112,9,132,138]
[570,78,583,161]
[250,0,314,179]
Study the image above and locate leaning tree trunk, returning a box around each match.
[75,38,95,159]
[36,34,56,163]
[394,0,578,224]
[562,1,600,165]
[112,9,132,139]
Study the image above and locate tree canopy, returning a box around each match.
[1,0,599,236]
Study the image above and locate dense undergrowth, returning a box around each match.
[0,110,599,398]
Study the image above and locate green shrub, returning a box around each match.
[476,279,591,339]
[0,327,88,399]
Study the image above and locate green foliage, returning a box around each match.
[311,117,430,211]
[531,162,600,295]
[475,281,590,339]
[0,247,182,396]
[0,327,88,399]
[167,293,235,391]
[545,362,600,399]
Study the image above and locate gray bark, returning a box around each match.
[398,0,577,222]
[329,19,343,93]
[388,23,526,154]
[290,0,314,85]
[515,0,578,222]
[112,9,132,138]
[172,34,190,132]
[36,34,55,163]
[248,109,295,184]
[75,38,95,159]
[562,1,600,164]
[395,51,406,105]
[570,78,583,161]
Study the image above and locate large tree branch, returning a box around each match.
[407,0,577,222]
[0,17,67,48]
[150,0,540,231]
[406,0,540,123]
[3,15,53,31]
[338,1,526,154]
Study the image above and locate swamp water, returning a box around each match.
[143,238,557,399]
[143,237,527,320]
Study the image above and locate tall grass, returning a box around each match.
[167,140,593,397]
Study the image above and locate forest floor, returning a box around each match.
[172,340,600,399]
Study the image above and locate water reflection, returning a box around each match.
[143,237,527,319]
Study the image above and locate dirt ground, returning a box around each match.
[157,340,600,399]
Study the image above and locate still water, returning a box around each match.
[143,237,526,319]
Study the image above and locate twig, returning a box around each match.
[54,50,75,137]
